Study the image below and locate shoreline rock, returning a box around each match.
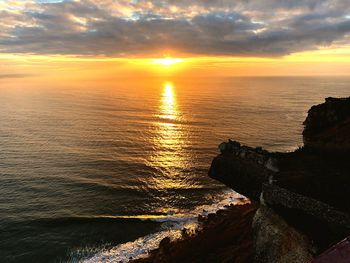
[130,203,257,263]
[209,97,350,262]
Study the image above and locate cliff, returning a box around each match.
[209,97,350,262]
[303,97,350,152]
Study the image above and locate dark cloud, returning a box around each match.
[0,0,349,57]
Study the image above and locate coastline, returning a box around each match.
[208,97,350,262]
[131,202,257,263]
[83,190,247,263]
[130,96,350,263]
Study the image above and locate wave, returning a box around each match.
[33,214,196,226]
[80,189,246,263]
[29,215,163,227]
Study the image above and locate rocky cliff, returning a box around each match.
[209,97,350,262]
[303,97,350,152]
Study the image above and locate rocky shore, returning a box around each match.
[129,97,350,263]
[130,202,257,263]
[209,97,350,262]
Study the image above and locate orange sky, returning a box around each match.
[1,45,350,81]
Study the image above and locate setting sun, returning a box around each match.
[152,57,184,66]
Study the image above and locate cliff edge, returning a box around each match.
[209,97,350,262]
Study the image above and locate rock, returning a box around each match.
[229,139,241,151]
[262,183,350,249]
[219,140,244,154]
[159,237,171,249]
[208,97,350,261]
[130,204,257,263]
[265,157,279,172]
[209,149,273,201]
[253,205,315,263]
[303,97,350,152]
[218,142,228,153]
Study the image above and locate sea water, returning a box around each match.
[0,77,349,262]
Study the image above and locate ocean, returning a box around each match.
[0,77,349,262]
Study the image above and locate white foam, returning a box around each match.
[81,189,246,263]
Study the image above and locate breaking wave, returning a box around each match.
[80,189,247,263]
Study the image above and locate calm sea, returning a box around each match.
[0,77,349,262]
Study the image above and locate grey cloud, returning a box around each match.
[0,0,349,57]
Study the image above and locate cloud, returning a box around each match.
[0,0,349,57]
[0,73,34,79]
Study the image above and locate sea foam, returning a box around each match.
[82,189,246,263]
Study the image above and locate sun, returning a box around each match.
[152,57,184,66]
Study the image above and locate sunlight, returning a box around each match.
[147,81,192,190]
[161,82,177,120]
[152,57,184,66]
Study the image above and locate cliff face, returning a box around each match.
[253,205,314,263]
[303,97,350,152]
[209,97,350,262]
[209,142,275,201]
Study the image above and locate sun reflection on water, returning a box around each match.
[147,81,193,195]
[161,82,177,121]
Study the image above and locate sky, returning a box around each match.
[1,0,350,77]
